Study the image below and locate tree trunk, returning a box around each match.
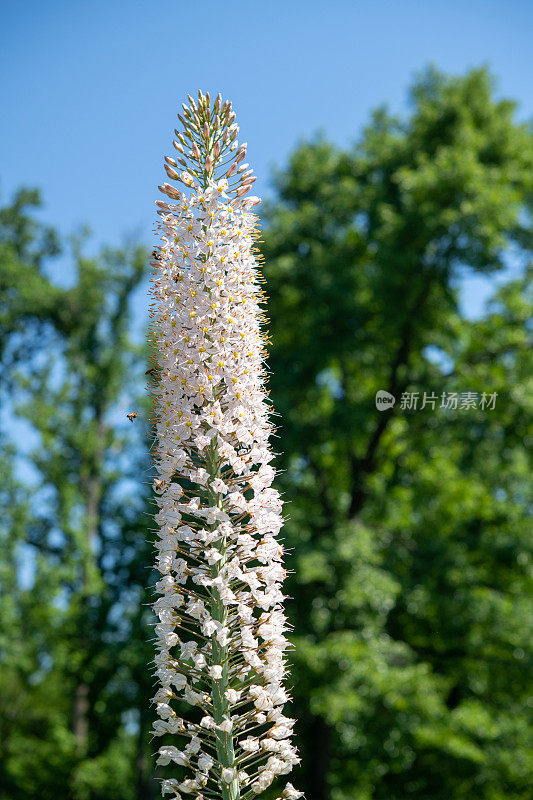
[73,682,89,754]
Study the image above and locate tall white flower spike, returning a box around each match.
[148,91,302,800]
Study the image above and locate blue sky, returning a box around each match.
[1,0,532,315]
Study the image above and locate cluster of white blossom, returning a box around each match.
[148,91,302,800]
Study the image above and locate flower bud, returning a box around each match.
[165,164,180,180]
[158,183,181,199]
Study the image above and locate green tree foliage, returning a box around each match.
[0,192,156,800]
[1,66,532,800]
[261,68,533,800]
[0,187,67,381]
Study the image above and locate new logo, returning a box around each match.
[375,390,396,410]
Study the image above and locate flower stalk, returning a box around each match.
[148,91,302,800]
[207,440,239,800]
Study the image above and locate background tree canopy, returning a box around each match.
[1,67,532,800]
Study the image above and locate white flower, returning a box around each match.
[208,665,223,679]
[179,779,197,794]
[205,547,223,565]
[241,736,260,752]
[283,783,305,799]
[157,746,188,766]
[171,673,187,691]
[183,686,203,705]
[161,779,180,796]
[222,767,238,783]
[210,477,228,493]
[197,753,213,773]
[156,703,174,719]
[185,736,201,755]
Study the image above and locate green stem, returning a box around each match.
[206,438,240,800]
